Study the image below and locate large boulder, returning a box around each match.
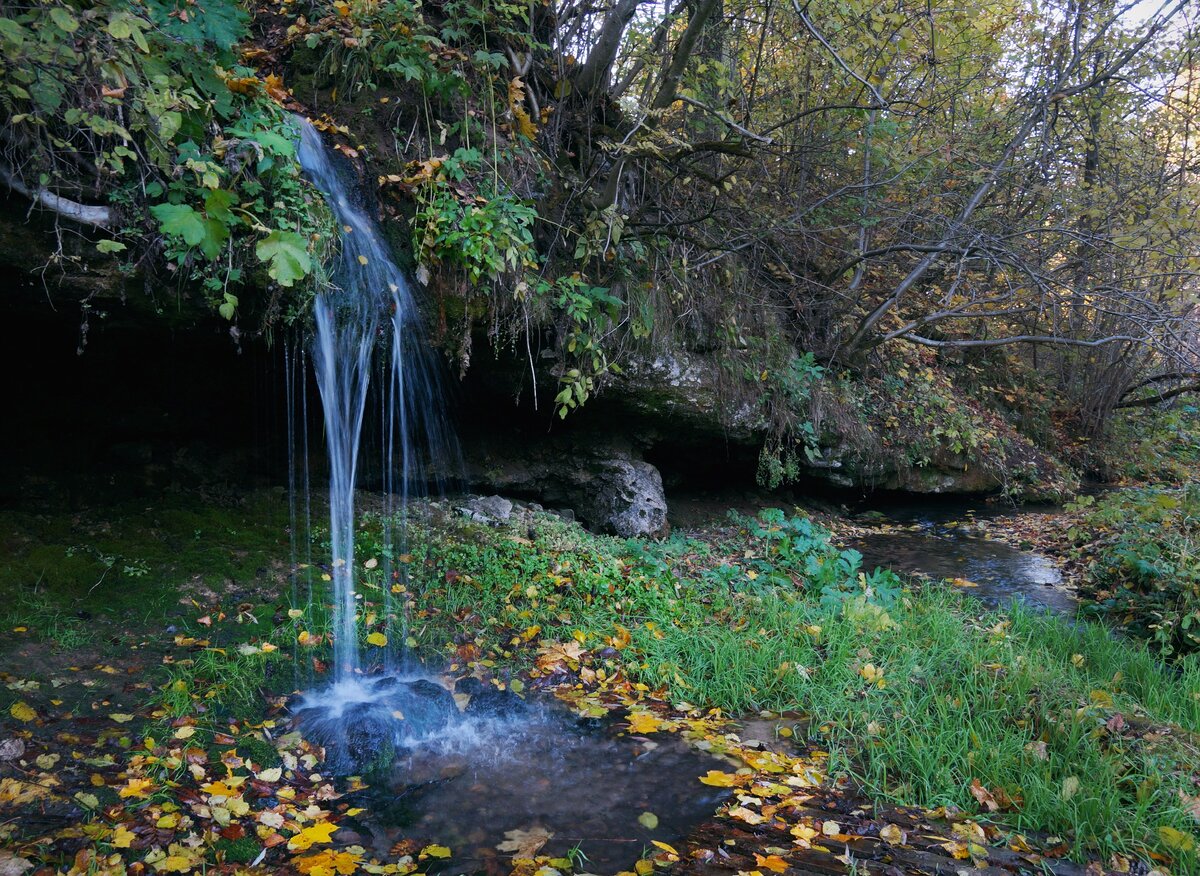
[463,436,669,538]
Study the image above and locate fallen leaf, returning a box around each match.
[878,823,906,845]
[497,827,553,857]
[728,806,766,825]
[638,811,659,830]
[0,851,33,876]
[8,702,36,722]
[753,853,788,873]
[699,770,739,787]
[1158,826,1196,852]
[288,821,339,851]
[627,712,661,734]
[969,778,999,812]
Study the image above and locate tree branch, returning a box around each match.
[899,332,1144,349]
[1115,381,1200,409]
[1,165,112,229]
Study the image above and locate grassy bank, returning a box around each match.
[389,505,1200,868]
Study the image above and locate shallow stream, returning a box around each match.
[848,498,1076,615]
[346,705,730,874]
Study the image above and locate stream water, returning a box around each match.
[847,499,1077,615]
[351,708,730,873]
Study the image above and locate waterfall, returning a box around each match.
[295,118,455,682]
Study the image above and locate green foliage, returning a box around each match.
[757,353,827,488]
[0,0,332,316]
[412,150,538,284]
[296,0,535,99]
[1074,485,1200,655]
[390,503,1200,867]
[542,276,624,418]
[1100,406,1200,485]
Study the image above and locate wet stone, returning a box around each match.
[463,688,529,721]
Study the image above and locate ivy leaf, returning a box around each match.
[151,203,206,246]
[256,230,311,287]
[96,240,127,254]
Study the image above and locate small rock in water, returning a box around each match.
[454,676,484,695]
[464,688,530,721]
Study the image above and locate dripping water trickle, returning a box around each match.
[290,119,461,767]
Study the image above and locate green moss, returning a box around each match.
[236,733,282,770]
[213,836,261,864]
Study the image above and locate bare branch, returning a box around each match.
[1,165,112,229]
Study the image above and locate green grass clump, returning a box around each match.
[396,505,1200,868]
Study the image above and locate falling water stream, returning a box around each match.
[296,119,455,683]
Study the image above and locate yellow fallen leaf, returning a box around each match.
[174,726,196,739]
[728,806,765,825]
[754,854,788,873]
[627,712,661,734]
[638,811,659,830]
[791,823,818,841]
[288,821,339,851]
[366,632,388,647]
[112,826,135,848]
[1158,826,1196,852]
[9,702,36,722]
[699,770,738,787]
[109,713,135,724]
[420,845,451,859]
[941,841,970,860]
[295,849,361,876]
[118,778,154,798]
[879,823,905,845]
[201,779,246,797]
